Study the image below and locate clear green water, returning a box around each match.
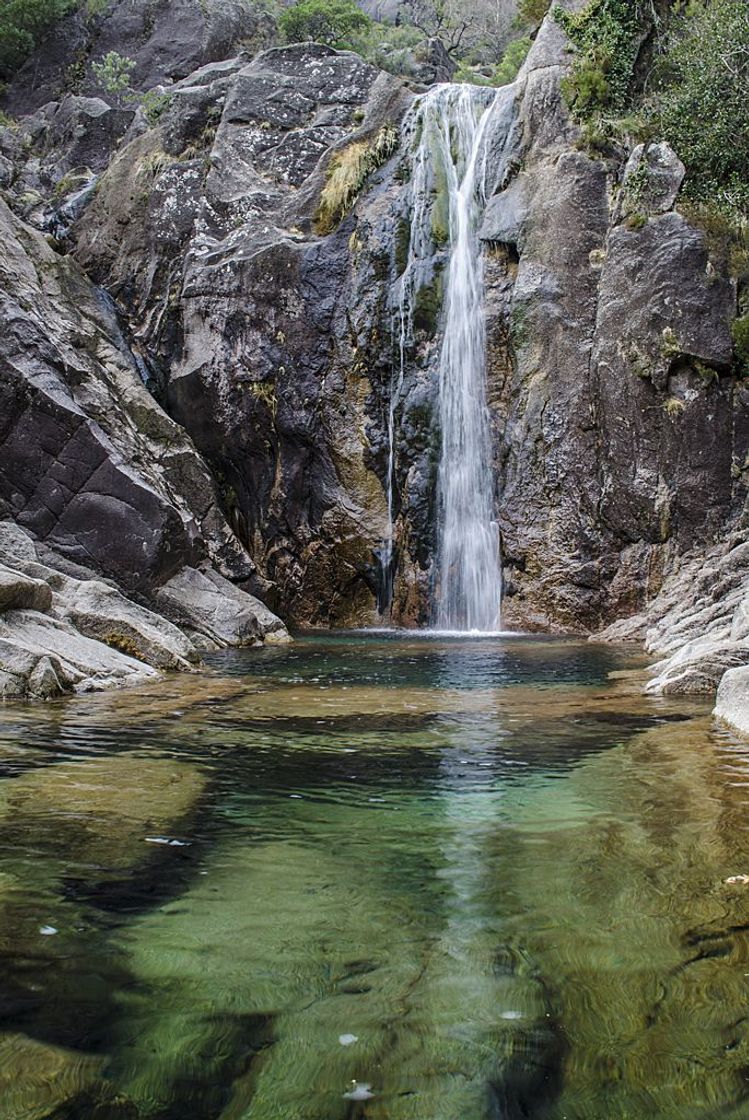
[1,633,749,1119]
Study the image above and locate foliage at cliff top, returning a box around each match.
[279,0,371,48]
[556,0,749,218]
[555,0,641,118]
[648,0,749,214]
[0,0,74,81]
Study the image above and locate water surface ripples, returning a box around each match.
[0,634,747,1119]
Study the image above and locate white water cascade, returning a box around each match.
[387,83,512,632]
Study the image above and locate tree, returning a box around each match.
[279,0,372,48]
[402,0,468,56]
[493,33,531,85]
[91,50,135,103]
[395,0,517,63]
[0,0,74,81]
[648,0,749,213]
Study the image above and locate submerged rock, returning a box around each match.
[0,1032,110,1119]
[3,753,205,870]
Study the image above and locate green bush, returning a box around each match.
[647,0,749,214]
[452,60,492,85]
[0,0,75,81]
[351,21,422,76]
[493,34,531,86]
[555,0,641,119]
[279,0,371,48]
[517,0,551,27]
[141,88,172,126]
[91,50,135,100]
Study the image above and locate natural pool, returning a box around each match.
[1,633,749,1119]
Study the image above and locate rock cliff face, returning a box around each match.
[1,6,747,702]
[2,0,271,116]
[72,43,412,626]
[0,190,287,697]
[483,17,744,635]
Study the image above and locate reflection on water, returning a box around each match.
[0,634,748,1118]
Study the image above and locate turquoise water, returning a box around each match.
[1,634,749,1118]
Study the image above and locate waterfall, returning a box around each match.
[386,83,509,632]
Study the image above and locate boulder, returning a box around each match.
[0,564,52,613]
[0,611,159,698]
[480,176,528,248]
[715,666,749,736]
[0,521,288,698]
[56,578,199,670]
[37,95,135,175]
[413,37,456,85]
[645,638,749,695]
[619,141,686,219]
[153,566,290,649]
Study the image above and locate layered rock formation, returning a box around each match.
[0,190,287,697]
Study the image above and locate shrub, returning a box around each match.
[0,0,75,81]
[91,50,135,102]
[555,0,641,119]
[279,0,371,49]
[646,0,749,214]
[351,21,422,77]
[452,60,492,85]
[493,35,531,86]
[733,316,749,376]
[517,0,551,27]
[141,88,172,127]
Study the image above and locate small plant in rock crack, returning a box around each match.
[91,50,135,105]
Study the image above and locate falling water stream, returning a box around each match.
[385,85,510,631]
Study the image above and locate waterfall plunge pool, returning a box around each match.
[0,632,748,1119]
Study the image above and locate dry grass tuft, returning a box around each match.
[315,124,398,235]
